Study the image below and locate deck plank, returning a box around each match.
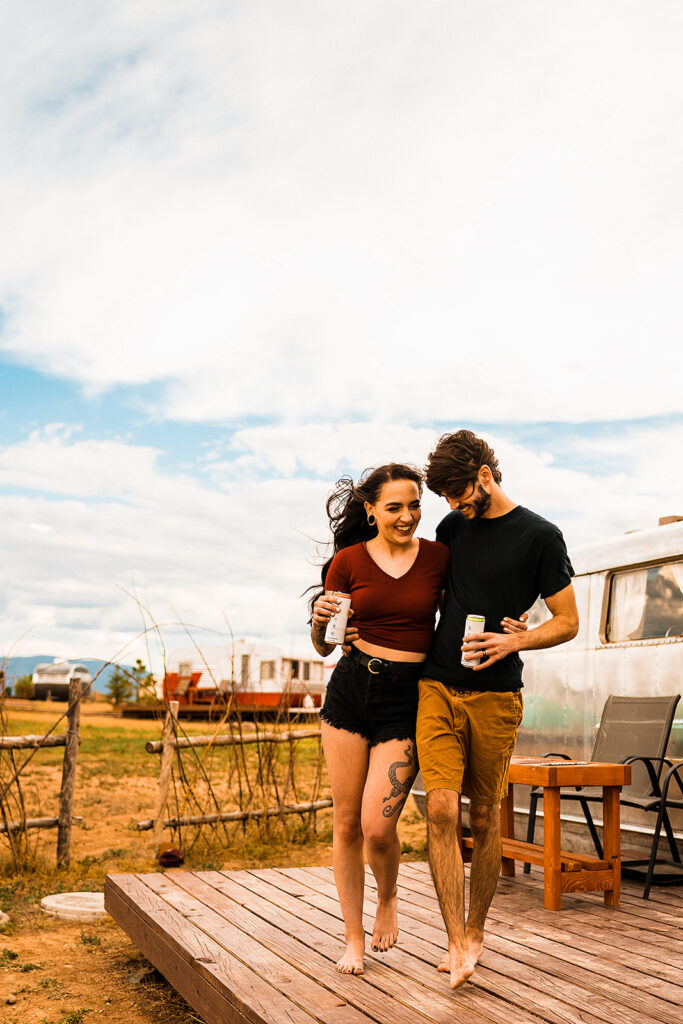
[105,873,319,1024]
[281,866,674,1024]
[493,863,683,939]
[105,862,683,1024]
[400,863,683,983]
[171,870,497,1024]
[396,865,683,1004]
[220,869,547,1024]
[389,868,682,1021]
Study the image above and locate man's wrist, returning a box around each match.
[510,630,528,653]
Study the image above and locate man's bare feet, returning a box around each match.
[465,926,484,967]
[336,935,365,975]
[437,944,475,988]
[371,892,399,952]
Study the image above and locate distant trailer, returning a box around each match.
[161,642,326,715]
[32,660,92,701]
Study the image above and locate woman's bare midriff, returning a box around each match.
[354,639,427,663]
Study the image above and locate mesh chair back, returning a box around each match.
[592,694,680,797]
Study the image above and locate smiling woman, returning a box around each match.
[308,463,449,976]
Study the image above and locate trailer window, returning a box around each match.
[260,660,275,681]
[241,654,250,684]
[607,561,683,641]
[302,662,311,681]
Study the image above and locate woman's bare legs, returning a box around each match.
[361,738,418,953]
[321,722,370,974]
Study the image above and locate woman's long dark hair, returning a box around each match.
[308,463,423,617]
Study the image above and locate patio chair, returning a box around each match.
[638,760,683,898]
[524,694,682,897]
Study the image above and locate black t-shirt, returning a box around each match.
[423,505,574,692]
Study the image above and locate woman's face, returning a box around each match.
[366,478,422,546]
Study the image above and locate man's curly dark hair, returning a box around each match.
[425,429,502,496]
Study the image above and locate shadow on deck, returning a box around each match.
[104,861,683,1024]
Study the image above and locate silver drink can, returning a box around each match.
[324,592,352,645]
[461,614,486,668]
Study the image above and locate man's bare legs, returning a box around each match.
[361,739,418,952]
[464,801,502,965]
[321,723,369,974]
[427,789,471,987]
[428,790,501,988]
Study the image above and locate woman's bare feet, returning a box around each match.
[336,935,365,975]
[371,891,399,951]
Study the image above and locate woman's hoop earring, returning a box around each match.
[367,514,376,526]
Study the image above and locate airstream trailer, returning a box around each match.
[413,518,683,848]
[163,642,326,714]
[32,660,92,701]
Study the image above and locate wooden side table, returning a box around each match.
[460,757,632,910]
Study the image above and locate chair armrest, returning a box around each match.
[619,755,672,796]
[659,761,683,802]
[619,755,672,766]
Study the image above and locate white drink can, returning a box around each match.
[324,592,352,645]
[461,614,486,668]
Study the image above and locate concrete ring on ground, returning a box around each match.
[40,892,107,922]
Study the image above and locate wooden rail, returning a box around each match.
[138,799,333,831]
[0,734,68,749]
[145,728,321,754]
[0,815,82,834]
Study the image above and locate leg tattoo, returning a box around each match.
[382,746,415,817]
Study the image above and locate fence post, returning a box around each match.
[57,677,81,868]
[154,700,179,853]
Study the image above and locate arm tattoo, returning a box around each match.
[311,621,335,658]
[382,746,416,818]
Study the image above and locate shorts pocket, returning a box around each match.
[331,655,352,679]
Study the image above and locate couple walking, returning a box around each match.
[310,429,578,988]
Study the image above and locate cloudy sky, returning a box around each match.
[1,1,681,669]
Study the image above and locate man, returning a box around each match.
[416,429,578,989]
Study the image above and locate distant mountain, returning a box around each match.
[1,656,133,694]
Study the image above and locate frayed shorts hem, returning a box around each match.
[319,710,415,748]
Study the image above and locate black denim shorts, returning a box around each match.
[319,647,423,747]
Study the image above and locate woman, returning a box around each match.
[310,463,449,975]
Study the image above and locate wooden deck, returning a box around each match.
[104,861,683,1024]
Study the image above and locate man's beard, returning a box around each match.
[469,484,491,518]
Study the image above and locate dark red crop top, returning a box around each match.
[324,539,450,654]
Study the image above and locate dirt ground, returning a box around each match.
[0,703,429,1023]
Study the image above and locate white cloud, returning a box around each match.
[2,4,682,662]
[1,2,682,424]
[1,419,680,664]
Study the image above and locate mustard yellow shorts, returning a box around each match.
[416,678,524,805]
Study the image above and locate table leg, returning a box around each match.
[602,785,621,907]
[543,786,562,910]
[500,783,515,876]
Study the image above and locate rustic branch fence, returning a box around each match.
[0,676,83,868]
[139,701,331,852]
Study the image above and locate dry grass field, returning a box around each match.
[0,702,428,1023]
